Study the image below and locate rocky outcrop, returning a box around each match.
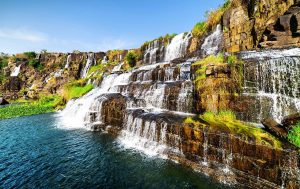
[112,108,300,188]
[261,118,288,139]
[282,113,300,130]
[193,63,242,113]
[223,0,295,52]
[0,97,9,105]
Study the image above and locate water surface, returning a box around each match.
[0,113,226,189]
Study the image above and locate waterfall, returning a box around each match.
[119,113,169,157]
[60,74,119,129]
[65,54,71,69]
[81,53,95,78]
[242,48,300,122]
[112,62,124,72]
[10,65,21,77]
[164,32,192,61]
[143,40,158,64]
[201,24,222,56]
[102,56,108,64]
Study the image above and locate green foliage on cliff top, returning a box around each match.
[185,111,282,149]
[0,95,63,120]
[193,54,243,90]
[87,61,118,77]
[62,79,94,101]
[288,122,300,148]
[141,33,177,50]
[192,0,232,38]
[125,51,139,67]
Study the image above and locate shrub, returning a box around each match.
[24,51,37,59]
[0,56,8,69]
[288,122,300,148]
[125,51,138,67]
[29,59,42,69]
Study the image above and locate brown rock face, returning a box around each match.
[223,0,295,52]
[0,97,9,105]
[101,93,126,128]
[261,118,288,139]
[193,63,242,113]
[282,113,300,130]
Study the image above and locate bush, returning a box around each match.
[0,57,8,69]
[24,51,37,59]
[29,59,42,69]
[288,122,300,148]
[125,52,138,67]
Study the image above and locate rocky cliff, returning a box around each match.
[1,0,300,188]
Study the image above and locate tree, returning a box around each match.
[125,52,138,68]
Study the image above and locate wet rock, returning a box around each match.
[282,113,300,130]
[100,93,126,128]
[261,118,288,139]
[0,98,9,105]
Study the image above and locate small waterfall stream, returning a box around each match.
[81,53,95,78]
[201,24,223,56]
[241,48,300,122]
[10,65,21,77]
[164,32,192,61]
[64,54,71,69]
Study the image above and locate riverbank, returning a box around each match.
[0,96,62,119]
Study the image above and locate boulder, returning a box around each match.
[282,113,300,130]
[0,98,9,105]
[261,118,288,139]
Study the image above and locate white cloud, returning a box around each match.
[0,28,48,42]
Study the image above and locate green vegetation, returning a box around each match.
[24,51,37,59]
[192,0,232,38]
[107,49,125,62]
[0,95,63,120]
[62,79,94,101]
[185,111,282,149]
[193,54,224,89]
[0,54,9,84]
[29,59,43,70]
[141,33,177,50]
[193,54,243,90]
[125,51,139,67]
[288,122,300,148]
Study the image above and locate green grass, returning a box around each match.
[288,122,300,148]
[193,54,224,89]
[62,80,94,101]
[0,95,63,120]
[185,111,282,149]
[192,21,207,38]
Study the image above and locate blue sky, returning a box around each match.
[0,0,224,54]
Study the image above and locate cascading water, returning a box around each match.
[81,53,95,78]
[112,62,124,72]
[241,48,300,122]
[201,24,222,56]
[164,32,192,61]
[64,54,71,69]
[61,59,194,156]
[10,65,21,77]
